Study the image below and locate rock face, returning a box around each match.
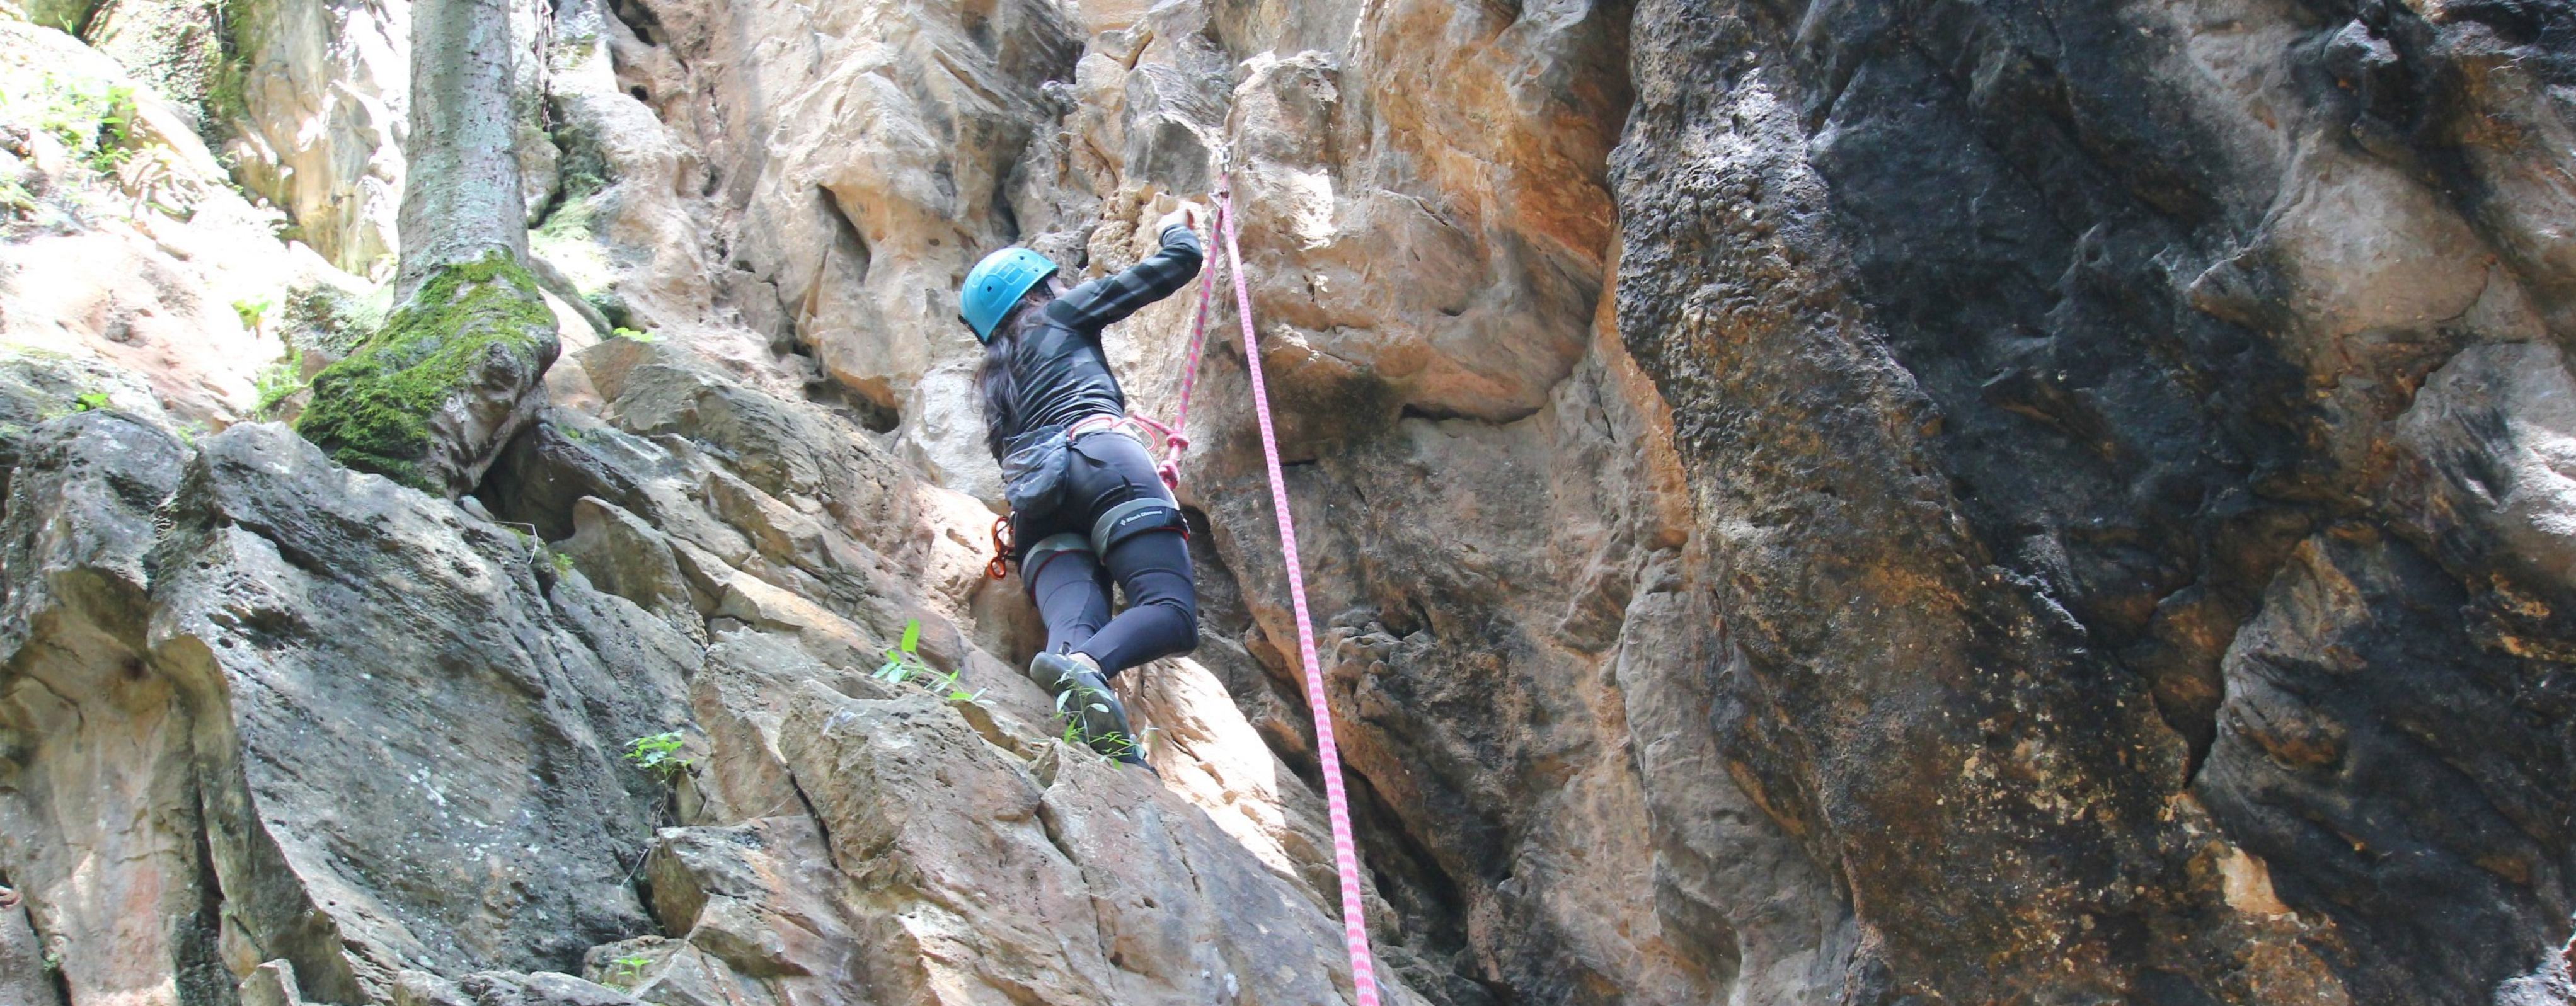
[1612,1,2576,1002]
[218,0,412,277]
[7,0,2576,1004]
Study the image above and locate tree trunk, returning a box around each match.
[296,0,558,498]
[394,0,529,301]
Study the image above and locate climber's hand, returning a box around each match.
[1154,200,1207,235]
[0,885,18,910]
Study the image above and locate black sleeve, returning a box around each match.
[1045,224,1205,333]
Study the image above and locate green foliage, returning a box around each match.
[280,283,386,358]
[1056,711,1154,762]
[604,953,651,987]
[233,296,273,332]
[608,326,655,343]
[24,73,137,174]
[70,390,110,412]
[621,731,691,784]
[252,347,304,418]
[201,60,246,128]
[0,174,36,216]
[293,251,556,489]
[873,619,984,704]
[550,547,575,574]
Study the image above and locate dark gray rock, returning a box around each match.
[0,888,63,1006]
[1611,0,2576,1002]
[0,413,214,1006]
[0,353,173,513]
[2200,530,2576,1005]
[394,969,647,1006]
[146,423,665,994]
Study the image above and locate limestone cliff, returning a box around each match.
[2,0,2573,1003]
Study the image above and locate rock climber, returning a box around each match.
[960,202,1208,767]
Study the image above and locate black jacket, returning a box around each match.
[992,224,1204,454]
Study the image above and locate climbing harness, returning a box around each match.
[980,174,1383,1003]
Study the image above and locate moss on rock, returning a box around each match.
[294,251,557,492]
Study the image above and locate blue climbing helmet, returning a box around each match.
[959,246,1061,343]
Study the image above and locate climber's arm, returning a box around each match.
[1046,223,1205,333]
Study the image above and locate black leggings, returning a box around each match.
[1020,430,1198,675]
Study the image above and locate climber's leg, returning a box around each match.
[1055,430,1199,675]
[1077,527,1197,674]
[1024,532,1111,656]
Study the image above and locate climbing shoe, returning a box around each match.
[1033,651,1147,767]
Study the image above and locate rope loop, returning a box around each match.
[984,515,1014,581]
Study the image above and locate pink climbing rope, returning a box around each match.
[1133,176,1379,1001]
[1210,175,1384,1005]
[1136,197,1226,489]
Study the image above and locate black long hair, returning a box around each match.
[977,276,1063,459]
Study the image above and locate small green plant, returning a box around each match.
[233,296,273,333]
[0,174,37,216]
[622,731,691,784]
[872,619,926,685]
[608,325,656,343]
[253,348,304,417]
[26,74,137,175]
[1056,712,1155,762]
[604,952,651,986]
[550,548,575,574]
[873,620,985,704]
[71,391,109,412]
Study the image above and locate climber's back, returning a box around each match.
[957,202,1209,770]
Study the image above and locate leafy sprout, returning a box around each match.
[71,391,110,412]
[604,953,651,986]
[253,347,305,418]
[1056,707,1156,762]
[233,296,274,333]
[873,619,984,704]
[621,731,691,784]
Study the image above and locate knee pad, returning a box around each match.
[1020,532,1094,585]
[1091,497,1187,555]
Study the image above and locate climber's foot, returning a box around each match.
[1033,651,1147,767]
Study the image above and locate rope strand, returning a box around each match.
[1149,198,1226,489]
[1216,174,1383,1005]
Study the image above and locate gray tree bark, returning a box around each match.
[394,0,529,302]
[297,0,556,497]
